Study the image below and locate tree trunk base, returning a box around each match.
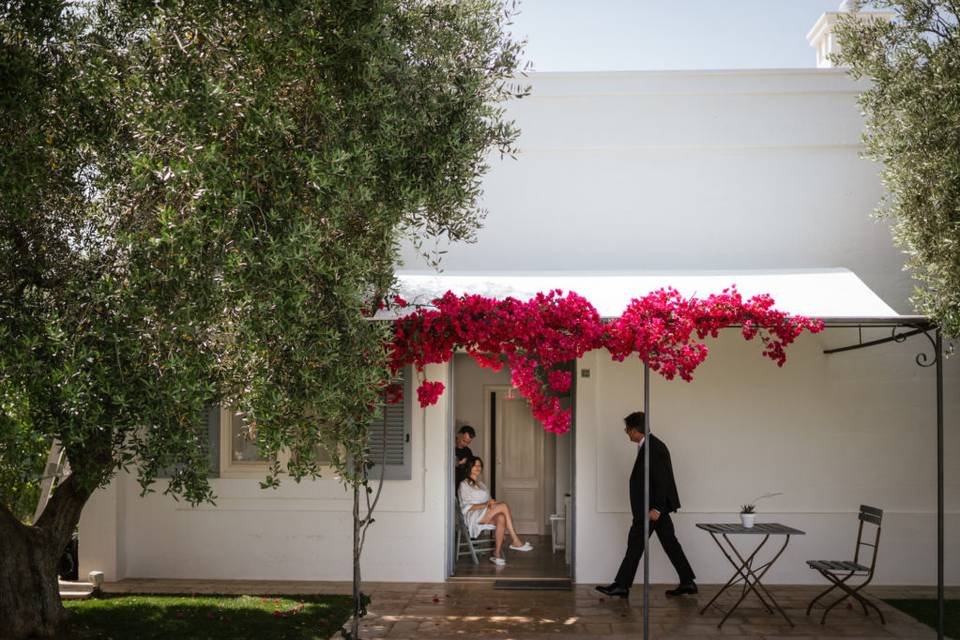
[0,520,66,640]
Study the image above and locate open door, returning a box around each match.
[494,392,545,535]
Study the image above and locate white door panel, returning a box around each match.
[495,394,544,535]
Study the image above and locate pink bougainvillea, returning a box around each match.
[416,380,445,408]
[388,287,823,433]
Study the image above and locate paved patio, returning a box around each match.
[104,579,954,639]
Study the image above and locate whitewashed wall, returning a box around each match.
[80,363,451,582]
[400,69,913,313]
[82,70,958,585]
[575,329,959,585]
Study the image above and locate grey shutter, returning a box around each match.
[206,403,220,477]
[368,368,412,481]
[158,403,220,478]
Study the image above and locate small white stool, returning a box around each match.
[549,514,566,553]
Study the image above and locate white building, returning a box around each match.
[80,6,958,588]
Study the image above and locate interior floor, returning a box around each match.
[451,534,569,581]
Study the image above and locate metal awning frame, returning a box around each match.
[641,315,946,640]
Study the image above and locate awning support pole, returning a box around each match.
[936,328,944,640]
[643,361,651,640]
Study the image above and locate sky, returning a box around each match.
[508,0,845,72]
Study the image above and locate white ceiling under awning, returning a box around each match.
[386,268,905,321]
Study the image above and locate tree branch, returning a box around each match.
[34,472,92,546]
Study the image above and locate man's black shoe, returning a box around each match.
[595,583,630,598]
[665,582,698,597]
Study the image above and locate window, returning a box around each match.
[217,407,339,478]
[219,406,270,478]
[215,369,412,480]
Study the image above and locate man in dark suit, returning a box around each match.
[596,411,697,598]
[454,425,476,485]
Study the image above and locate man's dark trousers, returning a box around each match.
[614,512,695,588]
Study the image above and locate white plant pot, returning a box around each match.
[740,513,755,528]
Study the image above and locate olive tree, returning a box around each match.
[0,1,524,637]
[835,1,960,337]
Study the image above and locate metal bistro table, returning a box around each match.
[697,522,805,628]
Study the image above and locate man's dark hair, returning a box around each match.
[623,411,646,432]
[458,425,476,439]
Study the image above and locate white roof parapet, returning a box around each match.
[382,268,904,322]
[807,5,895,69]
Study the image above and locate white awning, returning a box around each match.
[385,268,910,322]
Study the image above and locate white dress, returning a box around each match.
[459,480,497,539]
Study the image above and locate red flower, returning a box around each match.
[387,287,820,435]
[547,369,572,393]
[416,380,445,407]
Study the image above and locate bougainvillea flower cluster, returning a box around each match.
[387,287,822,434]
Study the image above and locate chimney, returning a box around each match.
[806,1,895,68]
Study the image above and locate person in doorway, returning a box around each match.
[459,456,533,565]
[454,425,476,484]
[596,411,697,598]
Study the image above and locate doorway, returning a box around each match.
[449,354,573,580]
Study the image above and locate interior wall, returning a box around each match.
[575,329,959,586]
[452,353,512,480]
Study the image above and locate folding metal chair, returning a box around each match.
[455,496,496,564]
[806,505,885,625]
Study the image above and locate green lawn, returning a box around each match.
[63,593,354,640]
[883,599,959,639]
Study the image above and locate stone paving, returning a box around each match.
[104,579,955,639]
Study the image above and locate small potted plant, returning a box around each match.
[739,492,782,528]
[740,504,756,528]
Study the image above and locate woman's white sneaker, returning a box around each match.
[509,542,533,552]
[489,556,506,566]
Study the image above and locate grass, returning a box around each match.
[62,593,354,640]
[883,599,959,638]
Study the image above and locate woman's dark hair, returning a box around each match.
[463,455,484,487]
[458,425,476,439]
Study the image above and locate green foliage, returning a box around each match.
[0,407,47,522]
[0,0,525,522]
[834,1,960,337]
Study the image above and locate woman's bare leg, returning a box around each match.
[482,503,522,546]
[494,514,506,558]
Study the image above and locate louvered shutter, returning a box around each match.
[158,403,220,478]
[368,368,411,481]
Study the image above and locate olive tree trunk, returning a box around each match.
[0,474,90,640]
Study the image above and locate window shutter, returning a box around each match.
[157,403,220,478]
[368,368,412,481]
[206,403,220,477]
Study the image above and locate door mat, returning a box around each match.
[493,580,572,591]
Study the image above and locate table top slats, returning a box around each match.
[696,522,805,535]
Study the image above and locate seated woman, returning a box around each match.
[458,456,533,566]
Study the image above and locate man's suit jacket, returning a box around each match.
[629,434,681,518]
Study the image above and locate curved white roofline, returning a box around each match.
[382,268,911,322]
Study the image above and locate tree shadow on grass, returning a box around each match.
[61,593,354,640]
